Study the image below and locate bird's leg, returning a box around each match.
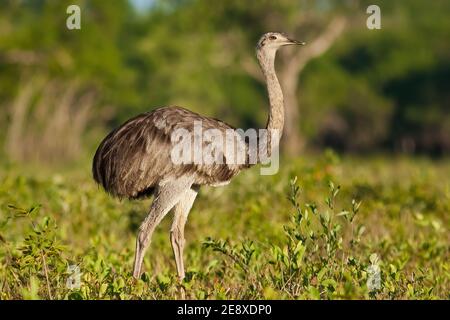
[170,187,198,281]
[132,177,193,279]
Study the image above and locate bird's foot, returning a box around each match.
[176,275,186,300]
[178,284,186,300]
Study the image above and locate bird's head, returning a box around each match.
[256,32,305,52]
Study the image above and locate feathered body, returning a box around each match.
[93,106,250,199]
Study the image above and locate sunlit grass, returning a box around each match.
[0,153,448,299]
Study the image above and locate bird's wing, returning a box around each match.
[93,106,249,199]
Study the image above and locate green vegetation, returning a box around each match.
[1,154,448,299]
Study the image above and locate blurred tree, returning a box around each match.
[330,0,450,155]
[228,1,353,155]
[0,0,139,161]
[1,0,449,163]
[137,0,361,156]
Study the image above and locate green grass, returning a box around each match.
[0,153,449,299]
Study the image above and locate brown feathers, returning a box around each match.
[92,106,248,199]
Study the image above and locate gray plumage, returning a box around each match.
[92,32,305,281]
[93,106,246,199]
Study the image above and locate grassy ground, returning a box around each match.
[0,153,449,299]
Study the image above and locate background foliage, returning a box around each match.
[0,0,449,161]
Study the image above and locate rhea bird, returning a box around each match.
[92,32,305,279]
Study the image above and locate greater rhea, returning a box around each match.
[93,32,305,279]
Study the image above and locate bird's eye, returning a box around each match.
[269,35,277,40]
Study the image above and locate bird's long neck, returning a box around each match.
[257,48,284,157]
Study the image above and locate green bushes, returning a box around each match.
[0,155,448,299]
[202,177,368,299]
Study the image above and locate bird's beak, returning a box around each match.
[286,38,306,46]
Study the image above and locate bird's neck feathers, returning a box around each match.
[257,47,284,155]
